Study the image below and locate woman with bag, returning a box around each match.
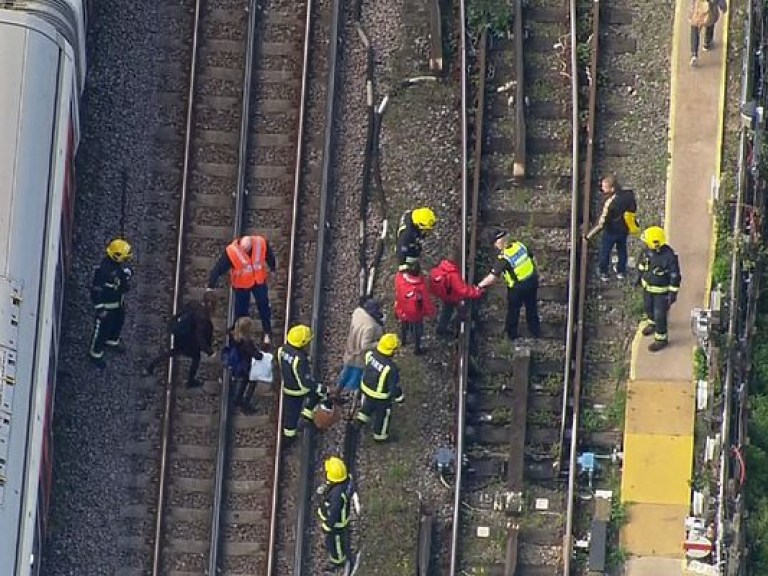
[689,0,727,66]
[224,317,265,415]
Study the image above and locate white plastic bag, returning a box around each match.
[249,351,274,383]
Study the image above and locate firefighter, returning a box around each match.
[477,231,541,340]
[207,234,275,344]
[279,324,326,438]
[396,207,437,271]
[89,239,133,369]
[355,333,404,441]
[429,246,484,336]
[637,226,681,352]
[317,456,353,568]
[394,262,436,354]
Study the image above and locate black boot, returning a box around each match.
[240,382,257,415]
[400,322,408,345]
[233,379,247,407]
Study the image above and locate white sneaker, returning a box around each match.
[612,265,625,280]
[263,333,271,345]
[690,55,698,66]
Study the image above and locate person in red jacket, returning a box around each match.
[429,248,484,336]
[394,262,435,355]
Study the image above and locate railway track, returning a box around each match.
[114,0,339,572]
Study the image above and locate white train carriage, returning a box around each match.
[0,2,86,574]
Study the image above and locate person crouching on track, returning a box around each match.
[396,207,437,271]
[225,317,265,414]
[317,456,353,569]
[89,239,133,369]
[394,262,435,355]
[636,226,682,352]
[206,234,275,345]
[477,231,541,340]
[336,298,384,395]
[429,247,484,337]
[279,324,327,439]
[143,291,215,388]
[355,333,404,442]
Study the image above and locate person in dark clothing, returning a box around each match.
[89,239,133,369]
[395,207,437,271]
[317,456,353,568]
[355,333,404,441]
[478,231,541,340]
[227,317,264,414]
[144,292,215,388]
[279,324,326,438]
[207,234,276,344]
[585,175,639,282]
[636,226,682,352]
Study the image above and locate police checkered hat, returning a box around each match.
[494,230,509,241]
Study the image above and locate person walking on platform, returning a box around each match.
[89,239,133,369]
[279,324,327,438]
[144,292,215,388]
[317,456,354,569]
[689,0,727,66]
[585,175,639,282]
[429,247,484,336]
[225,317,265,414]
[478,231,541,340]
[636,227,682,352]
[396,207,437,271]
[337,298,385,394]
[207,234,275,345]
[394,262,436,355]
[355,333,404,442]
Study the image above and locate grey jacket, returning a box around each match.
[343,307,384,367]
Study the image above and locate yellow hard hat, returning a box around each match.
[640,226,666,249]
[286,324,313,348]
[376,333,401,356]
[411,207,437,231]
[325,456,348,483]
[106,238,133,263]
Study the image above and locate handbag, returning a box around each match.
[249,351,274,383]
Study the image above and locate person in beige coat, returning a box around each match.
[336,298,385,392]
[689,0,727,66]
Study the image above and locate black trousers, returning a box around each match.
[355,395,393,441]
[506,277,540,339]
[281,391,320,437]
[643,291,670,341]
[690,24,715,57]
[89,308,125,358]
[399,320,424,349]
[148,347,201,384]
[324,529,349,565]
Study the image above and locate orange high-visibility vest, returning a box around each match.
[226,236,268,288]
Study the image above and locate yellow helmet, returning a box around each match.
[641,226,666,249]
[376,333,401,356]
[106,239,133,262]
[325,456,348,483]
[287,324,313,348]
[411,207,437,231]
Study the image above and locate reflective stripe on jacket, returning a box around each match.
[499,242,535,288]
[226,236,268,288]
[279,344,313,396]
[317,481,351,532]
[361,350,401,400]
[637,245,681,294]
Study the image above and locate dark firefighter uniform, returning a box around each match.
[395,207,436,271]
[493,241,541,340]
[637,227,681,352]
[355,349,403,441]
[89,240,133,368]
[318,457,353,567]
[278,341,325,438]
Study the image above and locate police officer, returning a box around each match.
[477,231,541,340]
[207,234,275,344]
[355,333,403,441]
[637,226,681,352]
[89,239,133,369]
[279,324,326,438]
[396,207,437,271]
[317,456,353,568]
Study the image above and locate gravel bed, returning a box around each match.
[41,1,157,574]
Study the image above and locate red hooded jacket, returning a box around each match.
[394,271,436,322]
[429,259,483,305]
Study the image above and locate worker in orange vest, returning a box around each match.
[207,235,276,344]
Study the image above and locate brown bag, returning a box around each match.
[691,0,715,27]
[313,400,341,430]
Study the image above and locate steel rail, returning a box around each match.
[151,0,203,572]
[207,0,261,572]
[266,0,315,570]
[562,0,600,571]
[448,0,471,571]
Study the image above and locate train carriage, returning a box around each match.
[0,2,86,574]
